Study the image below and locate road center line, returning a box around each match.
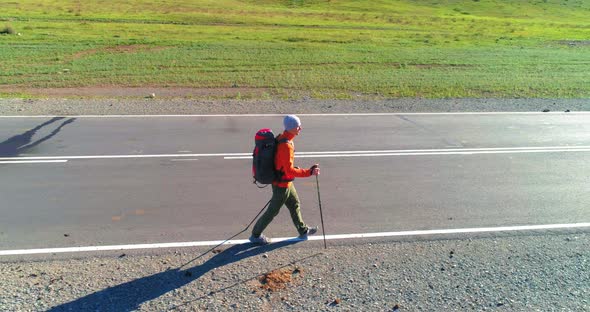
[3,146,590,162]
[0,160,68,164]
[227,147,590,159]
[1,222,589,256]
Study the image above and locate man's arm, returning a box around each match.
[277,143,311,177]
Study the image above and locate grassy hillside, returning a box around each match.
[0,0,589,98]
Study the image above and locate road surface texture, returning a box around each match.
[1,98,589,311]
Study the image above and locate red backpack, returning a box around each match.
[252,129,289,186]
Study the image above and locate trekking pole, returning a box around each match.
[315,174,327,249]
[179,199,271,269]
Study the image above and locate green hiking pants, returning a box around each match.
[252,183,308,237]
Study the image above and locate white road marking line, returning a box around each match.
[227,149,590,159]
[3,146,590,162]
[225,146,590,159]
[0,112,588,118]
[0,153,246,161]
[296,146,590,153]
[0,160,68,164]
[1,222,589,256]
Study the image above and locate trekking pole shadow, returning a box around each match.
[170,251,323,310]
[48,198,276,311]
[178,199,272,270]
[48,240,301,312]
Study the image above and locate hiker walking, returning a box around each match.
[250,115,320,245]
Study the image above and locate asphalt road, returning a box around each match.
[1,113,590,251]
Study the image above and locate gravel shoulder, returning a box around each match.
[1,98,590,116]
[1,232,589,311]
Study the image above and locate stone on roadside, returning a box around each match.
[328,298,341,306]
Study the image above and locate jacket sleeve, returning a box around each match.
[276,142,311,178]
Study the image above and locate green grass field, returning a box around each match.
[0,0,589,98]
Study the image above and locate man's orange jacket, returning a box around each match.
[273,130,312,187]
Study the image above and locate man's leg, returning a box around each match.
[252,185,288,238]
[284,183,308,235]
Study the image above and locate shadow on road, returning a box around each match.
[0,117,76,157]
[48,240,302,311]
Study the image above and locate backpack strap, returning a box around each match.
[274,137,294,183]
[275,133,291,146]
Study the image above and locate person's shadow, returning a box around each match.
[0,117,76,157]
[48,240,304,311]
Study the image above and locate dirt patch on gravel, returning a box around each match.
[257,267,303,292]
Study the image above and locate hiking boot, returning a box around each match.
[299,226,318,240]
[249,234,270,245]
